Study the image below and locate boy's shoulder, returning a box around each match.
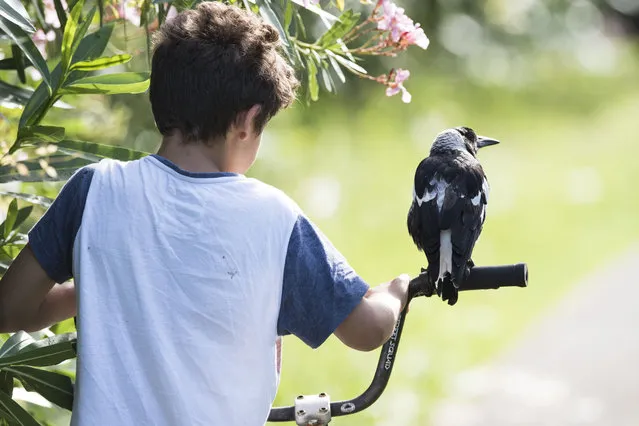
[242,177,301,216]
[88,157,302,217]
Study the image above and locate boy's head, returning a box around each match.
[149,2,299,170]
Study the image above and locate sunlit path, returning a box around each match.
[431,246,639,426]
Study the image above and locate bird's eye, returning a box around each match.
[462,127,476,141]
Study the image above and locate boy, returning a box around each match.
[0,2,410,425]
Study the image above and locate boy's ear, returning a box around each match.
[233,105,262,141]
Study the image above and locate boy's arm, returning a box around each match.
[0,245,76,333]
[334,275,409,352]
[0,165,94,333]
[277,215,409,352]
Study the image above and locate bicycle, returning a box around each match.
[268,263,529,425]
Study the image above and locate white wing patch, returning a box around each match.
[414,178,449,213]
[482,178,490,203]
[470,178,490,206]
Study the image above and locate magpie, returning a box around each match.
[407,127,499,305]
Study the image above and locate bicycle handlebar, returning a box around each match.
[268,263,528,422]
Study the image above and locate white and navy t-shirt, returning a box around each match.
[28,155,369,426]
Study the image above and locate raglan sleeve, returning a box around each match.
[27,165,95,284]
[277,214,370,349]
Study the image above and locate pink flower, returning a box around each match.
[42,0,65,28]
[31,29,56,59]
[385,68,411,103]
[376,0,429,50]
[402,24,429,49]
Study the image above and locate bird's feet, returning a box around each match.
[413,267,436,297]
[463,259,476,280]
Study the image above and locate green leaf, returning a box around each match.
[293,10,306,38]
[18,125,65,143]
[11,44,26,84]
[2,199,18,239]
[0,81,71,110]
[0,18,51,89]
[289,0,338,23]
[0,332,35,358]
[70,7,97,61]
[0,80,33,106]
[69,23,114,68]
[56,139,149,161]
[283,0,293,30]
[316,9,360,48]
[0,333,77,369]
[0,388,40,426]
[256,0,288,47]
[0,0,35,33]
[0,57,18,70]
[320,66,333,93]
[60,0,84,73]
[0,157,92,183]
[1,244,23,260]
[307,57,319,102]
[0,371,12,397]
[19,83,52,129]
[70,54,131,71]
[28,0,48,31]
[8,366,73,410]
[326,50,367,74]
[328,55,345,83]
[19,24,114,128]
[13,206,33,231]
[68,0,80,11]
[0,192,52,208]
[60,72,150,95]
[53,0,68,29]
[256,0,298,66]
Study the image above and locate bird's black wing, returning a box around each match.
[439,156,488,286]
[407,157,445,282]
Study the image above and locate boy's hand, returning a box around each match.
[334,273,411,352]
[365,274,410,315]
[388,274,410,312]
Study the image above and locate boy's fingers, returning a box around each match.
[390,274,411,311]
[392,274,410,288]
[397,273,410,284]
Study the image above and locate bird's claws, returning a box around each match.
[413,267,436,298]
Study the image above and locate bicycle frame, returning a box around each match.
[268,263,528,425]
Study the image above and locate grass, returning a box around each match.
[258,54,639,425]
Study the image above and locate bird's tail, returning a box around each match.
[437,229,458,306]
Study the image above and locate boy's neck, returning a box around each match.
[156,134,226,174]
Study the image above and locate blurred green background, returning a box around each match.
[266,59,639,425]
[3,0,639,424]
[254,1,639,424]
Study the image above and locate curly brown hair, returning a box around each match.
[149,2,299,143]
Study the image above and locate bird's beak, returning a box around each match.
[477,136,500,149]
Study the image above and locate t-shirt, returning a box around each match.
[28,154,369,426]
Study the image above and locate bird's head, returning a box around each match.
[431,126,500,157]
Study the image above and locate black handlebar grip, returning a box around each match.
[459,263,528,291]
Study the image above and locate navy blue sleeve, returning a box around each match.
[277,215,369,349]
[28,165,95,283]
